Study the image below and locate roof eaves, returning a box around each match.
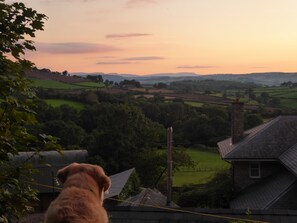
[265,181,297,209]
[224,117,280,159]
[278,143,297,177]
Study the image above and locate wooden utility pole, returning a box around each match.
[166,127,173,206]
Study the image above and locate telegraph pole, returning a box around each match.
[166,127,173,206]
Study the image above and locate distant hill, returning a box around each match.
[30,69,297,86]
[71,72,297,86]
[71,72,201,84]
[27,70,88,84]
[203,72,297,86]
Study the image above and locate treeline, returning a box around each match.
[33,91,263,187]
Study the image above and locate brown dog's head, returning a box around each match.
[57,163,111,200]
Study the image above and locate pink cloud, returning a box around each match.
[177,65,217,69]
[106,33,152,39]
[36,42,120,54]
[126,0,158,7]
[96,61,131,65]
[123,56,164,61]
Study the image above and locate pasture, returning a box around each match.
[45,99,85,110]
[173,149,230,186]
[212,86,297,110]
[184,101,204,107]
[30,78,104,89]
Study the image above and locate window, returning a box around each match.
[249,162,261,178]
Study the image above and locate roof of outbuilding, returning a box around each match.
[106,168,135,199]
[9,150,89,193]
[10,150,88,167]
[10,151,135,196]
[230,171,297,210]
[218,116,297,160]
[119,188,179,207]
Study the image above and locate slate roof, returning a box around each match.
[230,171,296,210]
[10,150,88,167]
[9,151,134,197]
[119,188,179,207]
[105,168,135,199]
[9,150,88,193]
[218,116,297,159]
[279,144,297,176]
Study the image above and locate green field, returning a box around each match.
[45,99,85,110]
[31,78,104,89]
[222,86,297,109]
[73,82,105,88]
[184,101,204,107]
[173,149,230,186]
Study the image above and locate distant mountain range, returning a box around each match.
[72,72,297,86]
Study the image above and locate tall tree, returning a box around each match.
[0,1,59,222]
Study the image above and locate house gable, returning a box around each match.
[218,116,297,160]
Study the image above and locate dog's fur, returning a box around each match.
[45,163,111,223]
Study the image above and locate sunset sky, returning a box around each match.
[7,0,297,75]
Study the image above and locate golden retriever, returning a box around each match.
[45,163,111,223]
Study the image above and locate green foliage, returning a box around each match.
[42,120,86,147]
[153,82,168,89]
[177,170,233,208]
[135,148,195,187]
[118,170,141,200]
[82,103,165,173]
[119,79,142,88]
[244,113,263,130]
[0,0,47,59]
[0,1,60,221]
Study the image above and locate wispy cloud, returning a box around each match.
[177,65,217,69]
[106,33,152,39]
[123,56,164,61]
[36,42,120,54]
[252,66,269,69]
[96,61,131,65]
[126,0,158,7]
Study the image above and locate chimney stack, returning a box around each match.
[231,100,244,144]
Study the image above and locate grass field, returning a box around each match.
[221,87,297,109]
[31,78,104,89]
[184,101,204,107]
[73,82,105,88]
[173,149,230,186]
[45,99,85,110]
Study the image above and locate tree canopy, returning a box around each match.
[0,1,59,222]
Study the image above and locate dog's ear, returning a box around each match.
[57,163,78,184]
[93,166,111,192]
[101,174,111,192]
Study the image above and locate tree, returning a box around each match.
[62,70,68,76]
[83,103,165,174]
[0,1,59,221]
[153,82,168,89]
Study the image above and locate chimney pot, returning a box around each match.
[231,101,244,144]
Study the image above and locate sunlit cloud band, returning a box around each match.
[36,42,120,54]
